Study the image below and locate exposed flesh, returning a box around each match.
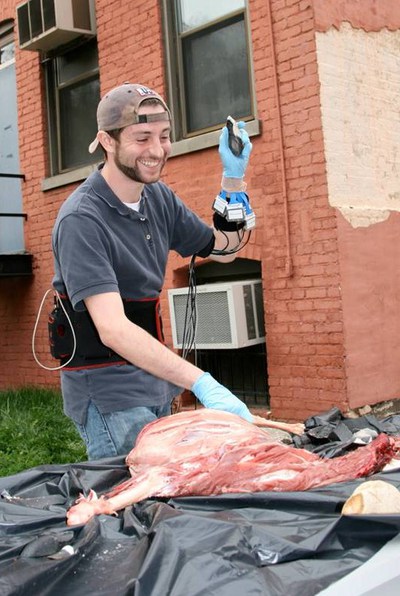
[66,409,396,526]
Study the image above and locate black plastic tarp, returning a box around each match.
[293,408,400,458]
[1,458,400,596]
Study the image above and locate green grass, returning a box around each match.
[0,386,86,477]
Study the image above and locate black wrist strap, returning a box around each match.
[196,233,215,258]
[213,212,245,232]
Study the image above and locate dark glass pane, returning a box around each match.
[59,76,101,170]
[71,0,91,30]
[0,41,15,64]
[178,0,245,33]
[183,17,251,133]
[29,0,43,38]
[57,39,98,85]
[17,3,31,45]
[42,0,56,31]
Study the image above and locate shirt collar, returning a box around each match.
[90,166,142,216]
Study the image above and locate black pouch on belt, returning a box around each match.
[48,294,164,369]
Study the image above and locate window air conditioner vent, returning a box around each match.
[17,0,96,52]
[168,280,265,350]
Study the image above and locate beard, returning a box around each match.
[114,144,166,184]
[114,156,142,182]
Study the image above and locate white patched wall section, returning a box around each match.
[316,23,400,228]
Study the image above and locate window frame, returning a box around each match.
[0,19,15,68]
[43,37,100,177]
[162,0,258,152]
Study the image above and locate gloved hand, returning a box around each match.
[219,121,252,179]
[191,372,253,422]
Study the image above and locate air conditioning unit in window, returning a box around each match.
[168,280,265,350]
[17,0,96,52]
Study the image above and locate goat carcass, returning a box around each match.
[66,409,395,526]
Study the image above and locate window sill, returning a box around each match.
[170,119,261,157]
[41,119,261,190]
[41,163,100,192]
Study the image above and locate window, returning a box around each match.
[45,38,101,175]
[163,0,254,142]
[0,20,26,255]
[0,31,14,65]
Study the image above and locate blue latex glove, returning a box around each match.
[218,121,252,179]
[191,372,253,422]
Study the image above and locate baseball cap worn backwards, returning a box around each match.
[88,83,171,153]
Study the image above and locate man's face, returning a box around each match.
[112,104,172,184]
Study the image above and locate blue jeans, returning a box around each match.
[74,401,172,460]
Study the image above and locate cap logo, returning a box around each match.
[136,86,156,97]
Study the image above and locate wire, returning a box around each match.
[33,231,250,372]
[181,255,198,360]
[32,288,77,371]
[180,230,251,361]
[211,229,251,256]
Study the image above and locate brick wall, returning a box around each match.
[1,0,399,421]
[247,0,347,418]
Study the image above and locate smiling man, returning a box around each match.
[51,83,254,460]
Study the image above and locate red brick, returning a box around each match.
[2,0,397,423]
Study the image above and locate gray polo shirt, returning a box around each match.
[52,168,213,423]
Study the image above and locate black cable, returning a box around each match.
[180,230,251,360]
[211,230,251,256]
[181,254,197,360]
[215,229,231,252]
